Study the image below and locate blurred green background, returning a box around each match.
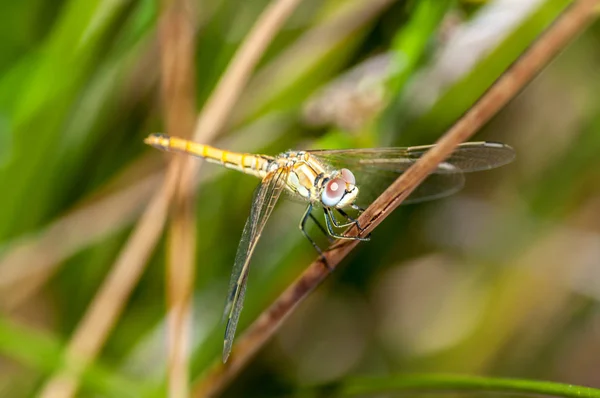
[1,0,600,397]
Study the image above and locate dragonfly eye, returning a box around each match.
[340,168,355,185]
[322,178,346,206]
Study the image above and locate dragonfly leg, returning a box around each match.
[326,208,355,229]
[300,204,334,243]
[324,208,370,241]
[300,204,331,269]
[336,208,365,232]
[308,211,335,243]
[336,208,371,240]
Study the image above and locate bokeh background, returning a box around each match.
[1,0,600,397]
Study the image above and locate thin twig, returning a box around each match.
[36,0,305,397]
[158,0,197,396]
[193,1,599,396]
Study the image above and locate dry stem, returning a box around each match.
[192,1,600,396]
[159,0,198,396]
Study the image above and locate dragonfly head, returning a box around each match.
[321,168,359,209]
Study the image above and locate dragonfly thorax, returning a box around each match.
[280,152,359,209]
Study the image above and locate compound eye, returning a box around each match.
[340,168,355,185]
[321,178,346,206]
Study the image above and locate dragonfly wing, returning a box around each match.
[308,142,514,205]
[308,142,515,172]
[222,167,287,362]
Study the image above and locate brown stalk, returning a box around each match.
[37,0,305,397]
[193,1,600,396]
[159,0,197,397]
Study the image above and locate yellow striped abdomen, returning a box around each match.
[144,133,271,177]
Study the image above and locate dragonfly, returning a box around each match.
[144,133,515,362]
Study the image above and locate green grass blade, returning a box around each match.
[330,374,600,397]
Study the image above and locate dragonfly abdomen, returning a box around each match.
[144,133,270,177]
[215,151,271,177]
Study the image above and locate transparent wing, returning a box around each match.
[222,167,287,362]
[309,142,515,205]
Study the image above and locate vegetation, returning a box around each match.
[0,0,599,397]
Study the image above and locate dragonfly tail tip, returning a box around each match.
[144,133,170,151]
[222,343,231,363]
